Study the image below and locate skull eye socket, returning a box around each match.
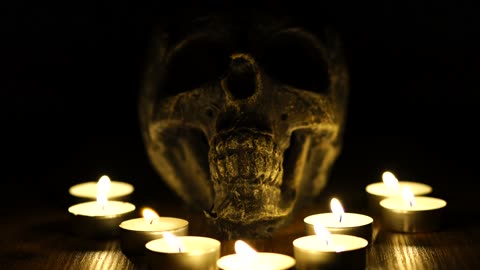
[163,37,231,97]
[259,29,330,94]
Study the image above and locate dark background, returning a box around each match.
[2,2,479,209]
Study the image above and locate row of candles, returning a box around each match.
[67,171,447,269]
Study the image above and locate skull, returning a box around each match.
[140,12,349,238]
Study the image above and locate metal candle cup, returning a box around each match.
[380,196,447,232]
[304,213,373,243]
[146,236,220,270]
[293,235,368,270]
[119,217,188,255]
[68,201,136,237]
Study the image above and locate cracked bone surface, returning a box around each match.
[140,11,348,239]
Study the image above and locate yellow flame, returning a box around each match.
[96,175,111,209]
[97,175,111,194]
[235,240,258,257]
[314,223,332,245]
[142,208,160,224]
[163,232,184,252]
[330,198,344,222]
[382,171,399,190]
[96,190,108,209]
[402,186,415,207]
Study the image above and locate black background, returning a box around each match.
[2,2,479,208]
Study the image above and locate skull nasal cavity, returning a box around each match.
[225,57,257,100]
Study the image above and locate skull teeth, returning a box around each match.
[209,130,281,186]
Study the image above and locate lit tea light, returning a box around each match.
[163,232,185,252]
[68,178,135,237]
[314,224,334,246]
[69,175,134,203]
[379,186,447,232]
[146,233,220,270]
[365,171,432,214]
[304,198,374,243]
[293,224,368,270]
[402,187,415,207]
[119,207,189,255]
[217,240,296,270]
[331,198,344,222]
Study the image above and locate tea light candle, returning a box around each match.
[69,175,134,202]
[119,207,188,255]
[68,177,135,237]
[68,201,135,237]
[304,198,374,243]
[217,240,296,270]
[365,171,432,214]
[379,187,447,232]
[146,233,221,270]
[293,224,368,270]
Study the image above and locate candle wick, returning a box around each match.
[178,247,182,252]
[150,219,153,225]
[339,214,342,223]
[409,201,413,207]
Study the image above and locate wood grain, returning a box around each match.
[1,194,480,270]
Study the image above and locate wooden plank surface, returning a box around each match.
[2,192,480,270]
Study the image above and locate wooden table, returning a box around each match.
[2,182,479,270]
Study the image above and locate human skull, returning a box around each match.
[139,12,348,238]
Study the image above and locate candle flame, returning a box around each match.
[96,175,111,209]
[314,223,333,246]
[97,175,112,193]
[96,190,108,209]
[382,171,399,190]
[142,208,160,224]
[235,240,258,257]
[402,186,415,207]
[330,198,344,223]
[163,232,184,252]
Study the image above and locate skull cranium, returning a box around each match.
[140,12,348,238]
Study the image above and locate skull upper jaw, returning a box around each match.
[203,124,339,239]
